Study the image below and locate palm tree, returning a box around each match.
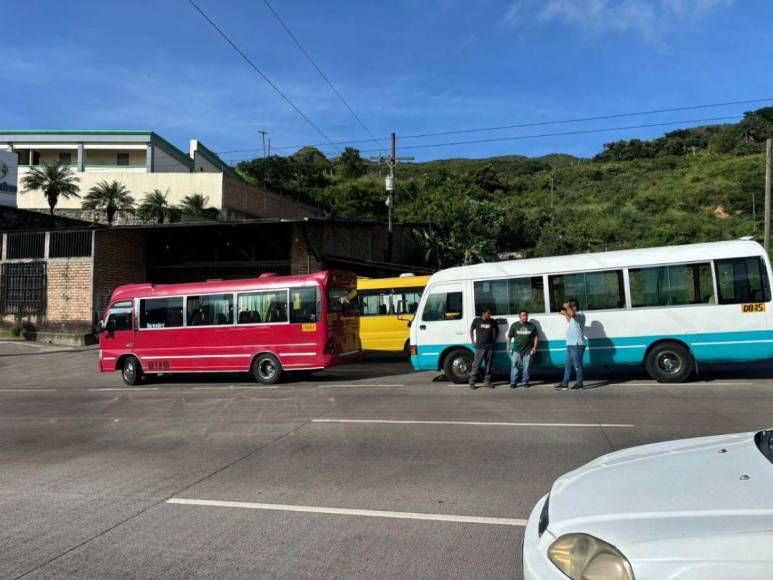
[82,180,135,226]
[138,189,173,224]
[180,193,219,220]
[20,162,80,214]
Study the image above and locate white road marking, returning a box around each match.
[89,387,160,391]
[317,383,405,388]
[166,498,527,527]
[313,419,634,428]
[620,382,754,387]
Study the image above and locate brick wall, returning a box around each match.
[93,229,146,316]
[46,258,94,331]
[290,223,322,275]
[222,174,320,219]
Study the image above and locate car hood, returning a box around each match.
[547,431,773,548]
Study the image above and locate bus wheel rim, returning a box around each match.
[259,359,275,379]
[452,357,470,376]
[657,351,682,375]
[124,361,135,381]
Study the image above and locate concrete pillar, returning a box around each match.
[146,145,154,173]
[44,231,50,259]
[77,143,84,171]
[1,232,7,261]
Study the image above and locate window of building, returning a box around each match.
[629,262,714,307]
[290,287,320,323]
[421,290,463,321]
[106,301,133,331]
[549,270,625,311]
[58,152,72,165]
[116,153,130,166]
[139,297,184,329]
[7,232,45,259]
[49,231,92,258]
[359,287,424,316]
[186,293,234,326]
[715,257,771,304]
[474,277,545,316]
[0,262,46,315]
[237,290,288,324]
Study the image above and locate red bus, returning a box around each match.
[98,271,361,385]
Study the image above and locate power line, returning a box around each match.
[261,0,384,155]
[220,114,741,163]
[214,96,772,156]
[185,0,341,154]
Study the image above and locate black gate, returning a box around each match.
[0,262,47,315]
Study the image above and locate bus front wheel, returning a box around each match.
[121,356,143,386]
[645,342,693,383]
[252,354,283,385]
[443,348,473,384]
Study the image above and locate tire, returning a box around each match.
[645,342,693,383]
[443,348,474,384]
[252,353,283,385]
[121,356,143,386]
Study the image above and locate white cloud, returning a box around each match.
[503,0,735,42]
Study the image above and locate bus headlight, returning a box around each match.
[548,534,634,580]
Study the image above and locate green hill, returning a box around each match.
[236,107,773,268]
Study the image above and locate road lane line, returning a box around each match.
[317,383,405,388]
[166,498,527,526]
[621,382,754,387]
[313,419,634,428]
[89,387,160,391]
[192,386,281,390]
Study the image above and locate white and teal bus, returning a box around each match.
[409,240,773,383]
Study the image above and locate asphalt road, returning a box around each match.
[2,341,773,579]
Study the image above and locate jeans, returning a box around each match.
[469,347,494,384]
[510,351,532,384]
[562,345,585,387]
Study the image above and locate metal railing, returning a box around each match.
[49,231,92,258]
[7,232,45,260]
[0,262,47,315]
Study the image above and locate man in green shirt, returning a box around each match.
[506,309,539,388]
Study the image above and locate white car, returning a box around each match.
[523,429,773,580]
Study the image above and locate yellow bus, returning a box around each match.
[357,275,430,352]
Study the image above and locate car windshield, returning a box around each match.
[755,430,773,464]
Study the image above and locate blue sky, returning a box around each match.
[2,0,772,162]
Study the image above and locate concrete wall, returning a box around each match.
[221,174,320,220]
[17,168,224,210]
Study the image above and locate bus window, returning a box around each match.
[549,270,625,311]
[328,287,358,313]
[105,301,133,331]
[474,276,545,316]
[186,294,234,326]
[290,287,320,323]
[139,297,184,329]
[237,290,288,324]
[359,288,424,317]
[422,291,463,321]
[630,263,714,307]
[716,257,772,304]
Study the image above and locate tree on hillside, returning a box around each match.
[179,193,219,220]
[237,155,296,195]
[20,162,80,214]
[81,180,134,226]
[336,147,367,178]
[292,146,331,190]
[470,163,506,193]
[138,189,180,224]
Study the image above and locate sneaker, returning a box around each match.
[509,383,518,389]
[520,382,530,388]
[554,383,569,390]
[468,383,478,390]
[571,384,584,390]
[485,382,494,389]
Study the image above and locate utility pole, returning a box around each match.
[258,130,269,159]
[267,137,271,157]
[765,138,772,253]
[370,132,414,261]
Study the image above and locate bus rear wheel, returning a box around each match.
[252,354,283,385]
[443,348,473,384]
[121,356,143,386]
[645,342,693,383]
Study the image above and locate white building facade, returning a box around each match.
[0,149,18,207]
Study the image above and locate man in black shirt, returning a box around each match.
[468,306,498,389]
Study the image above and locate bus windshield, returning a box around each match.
[328,287,359,313]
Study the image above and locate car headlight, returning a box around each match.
[548,534,634,580]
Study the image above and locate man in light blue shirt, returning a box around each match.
[555,300,585,390]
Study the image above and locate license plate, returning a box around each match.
[741,303,766,313]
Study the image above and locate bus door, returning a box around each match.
[414,282,466,369]
[100,300,134,370]
[326,284,360,356]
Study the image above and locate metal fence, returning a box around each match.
[0,262,47,315]
[49,230,93,258]
[7,232,45,260]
